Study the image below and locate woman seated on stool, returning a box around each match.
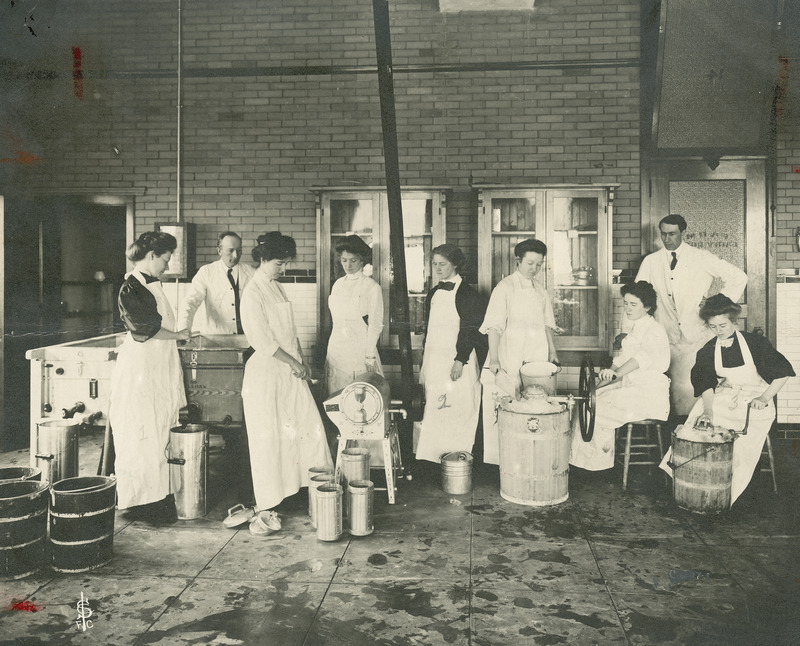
[659,294,794,505]
[570,281,670,472]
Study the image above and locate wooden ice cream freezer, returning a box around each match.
[26,333,249,465]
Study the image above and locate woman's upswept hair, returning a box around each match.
[126,231,177,262]
[699,293,742,322]
[335,234,372,265]
[253,231,297,263]
[620,280,658,315]
[431,243,466,274]
[514,238,547,259]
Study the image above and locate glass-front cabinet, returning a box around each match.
[476,185,616,358]
[315,187,447,352]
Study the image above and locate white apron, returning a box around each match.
[414,286,481,463]
[109,272,186,509]
[497,287,550,385]
[660,331,774,504]
[243,286,333,511]
[325,275,385,464]
[481,278,551,465]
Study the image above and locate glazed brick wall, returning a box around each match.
[0,0,641,271]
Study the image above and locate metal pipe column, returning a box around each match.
[371,0,415,414]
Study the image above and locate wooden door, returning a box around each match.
[645,159,771,337]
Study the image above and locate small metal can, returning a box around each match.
[307,466,334,520]
[309,473,335,528]
[348,480,374,536]
[315,483,343,542]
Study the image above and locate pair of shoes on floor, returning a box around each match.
[249,510,281,536]
[124,494,178,527]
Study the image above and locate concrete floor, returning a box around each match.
[1,427,799,646]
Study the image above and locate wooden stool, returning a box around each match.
[615,420,666,490]
[760,434,778,494]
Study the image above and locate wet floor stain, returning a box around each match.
[367,553,388,566]
[526,549,572,564]
[475,590,498,602]
[548,604,616,629]
[624,609,678,642]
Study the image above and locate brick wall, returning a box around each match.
[1,0,641,271]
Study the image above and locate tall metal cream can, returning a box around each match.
[347,479,374,536]
[316,483,343,541]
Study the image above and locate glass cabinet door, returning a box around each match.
[478,186,613,359]
[478,190,544,293]
[318,188,446,351]
[546,190,608,350]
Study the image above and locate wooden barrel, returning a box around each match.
[0,467,41,482]
[671,426,734,514]
[49,476,116,573]
[0,480,49,579]
[498,400,571,506]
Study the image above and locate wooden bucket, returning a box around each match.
[671,425,734,514]
[0,480,49,579]
[497,399,570,506]
[49,476,116,573]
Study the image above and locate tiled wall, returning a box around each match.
[777,282,800,433]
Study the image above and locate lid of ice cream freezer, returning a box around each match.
[440,451,473,464]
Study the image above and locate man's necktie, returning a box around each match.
[227,268,244,334]
[436,281,455,291]
[670,252,677,271]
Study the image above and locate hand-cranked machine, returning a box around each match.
[322,372,422,504]
[490,355,598,506]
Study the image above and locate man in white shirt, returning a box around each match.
[635,214,747,415]
[178,231,256,335]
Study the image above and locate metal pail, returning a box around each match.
[348,480,374,536]
[0,467,41,483]
[316,483,343,542]
[308,466,334,520]
[309,473,335,529]
[519,362,559,396]
[0,480,49,579]
[340,448,370,516]
[35,420,80,485]
[441,452,473,495]
[49,476,116,573]
[168,425,209,520]
[498,400,570,506]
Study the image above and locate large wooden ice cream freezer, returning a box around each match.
[25,333,250,462]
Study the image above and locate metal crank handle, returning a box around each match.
[35,453,54,461]
[389,408,408,419]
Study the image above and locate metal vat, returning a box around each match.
[35,419,80,485]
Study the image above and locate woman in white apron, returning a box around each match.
[324,234,384,462]
[241,232,333,534]
[109,231,189,525]
[660,294,794,505]
[324,234,384,393]
[570,281,670,471]
[479,238,559,464]
[415,244,487,462]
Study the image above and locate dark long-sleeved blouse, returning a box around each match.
[118,273,162,343]
[423,280,488,366]
[691,330,795,397]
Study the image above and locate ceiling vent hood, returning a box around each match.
[438,0,535,12]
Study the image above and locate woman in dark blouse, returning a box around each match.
[660,294,795,505]
[414,244,488,462]
[108,231,190,525]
